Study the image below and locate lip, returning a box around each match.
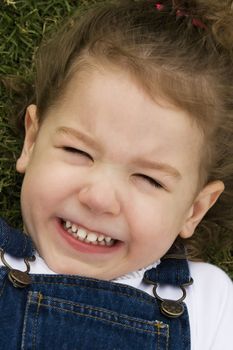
[56,218,123,254]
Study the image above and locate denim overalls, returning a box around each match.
[0,218,192,349]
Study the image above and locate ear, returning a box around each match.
[16,104,39,173]
[180,180,224,239]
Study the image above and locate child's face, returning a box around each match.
[17,66,223,280]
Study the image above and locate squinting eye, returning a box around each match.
[136,174,163,189]
[62,147,93,160]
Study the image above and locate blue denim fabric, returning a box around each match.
[0,218,34,258]
[0,218,191,349]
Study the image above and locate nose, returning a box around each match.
[78,177,121,216]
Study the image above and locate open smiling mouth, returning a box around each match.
[59,219,121,251]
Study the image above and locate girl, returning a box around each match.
[0,0,232,349]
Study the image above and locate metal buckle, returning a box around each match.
[144,274,193,318]
[153,281,190,318]
[0,249,35,288]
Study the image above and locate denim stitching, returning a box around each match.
[158,325,160,350]
[30,293,168,331]
[21,292,32,350]
[157,328,159,350]
[165,325,169,350]
[32,293,43,350]
[31,281,155,305]
[181,304,189,349]
[29,299,167,336]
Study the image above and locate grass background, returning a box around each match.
[0,0,232,279]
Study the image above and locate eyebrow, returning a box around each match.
[55,126,101,151]
[55,126,181,179]
[132,158,182,179]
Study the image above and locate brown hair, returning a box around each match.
[14,0,233,258]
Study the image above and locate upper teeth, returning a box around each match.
[64,220,115,246]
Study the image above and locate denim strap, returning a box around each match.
[144,243,191,286]
[0,218,35,258]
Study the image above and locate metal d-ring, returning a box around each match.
[0,249,35,288]
[153,279,193,318]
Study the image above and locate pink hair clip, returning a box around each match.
[191,18,207,30]
[155,3,165,10]
[176,8,207,29]
[154,2,207,30]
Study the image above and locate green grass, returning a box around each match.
[0,0,232,279]
[0,0,78,226]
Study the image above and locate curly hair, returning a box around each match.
[7,0,233,259]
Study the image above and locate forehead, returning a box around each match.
[45,66,203,177]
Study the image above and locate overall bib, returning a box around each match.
[0,218,192,349]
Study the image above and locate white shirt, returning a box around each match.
[1,253,233,350]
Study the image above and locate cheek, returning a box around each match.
[128,216,180,264]
[127,195,188,242]
[20,164,62,214]
[22,153,73,192]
